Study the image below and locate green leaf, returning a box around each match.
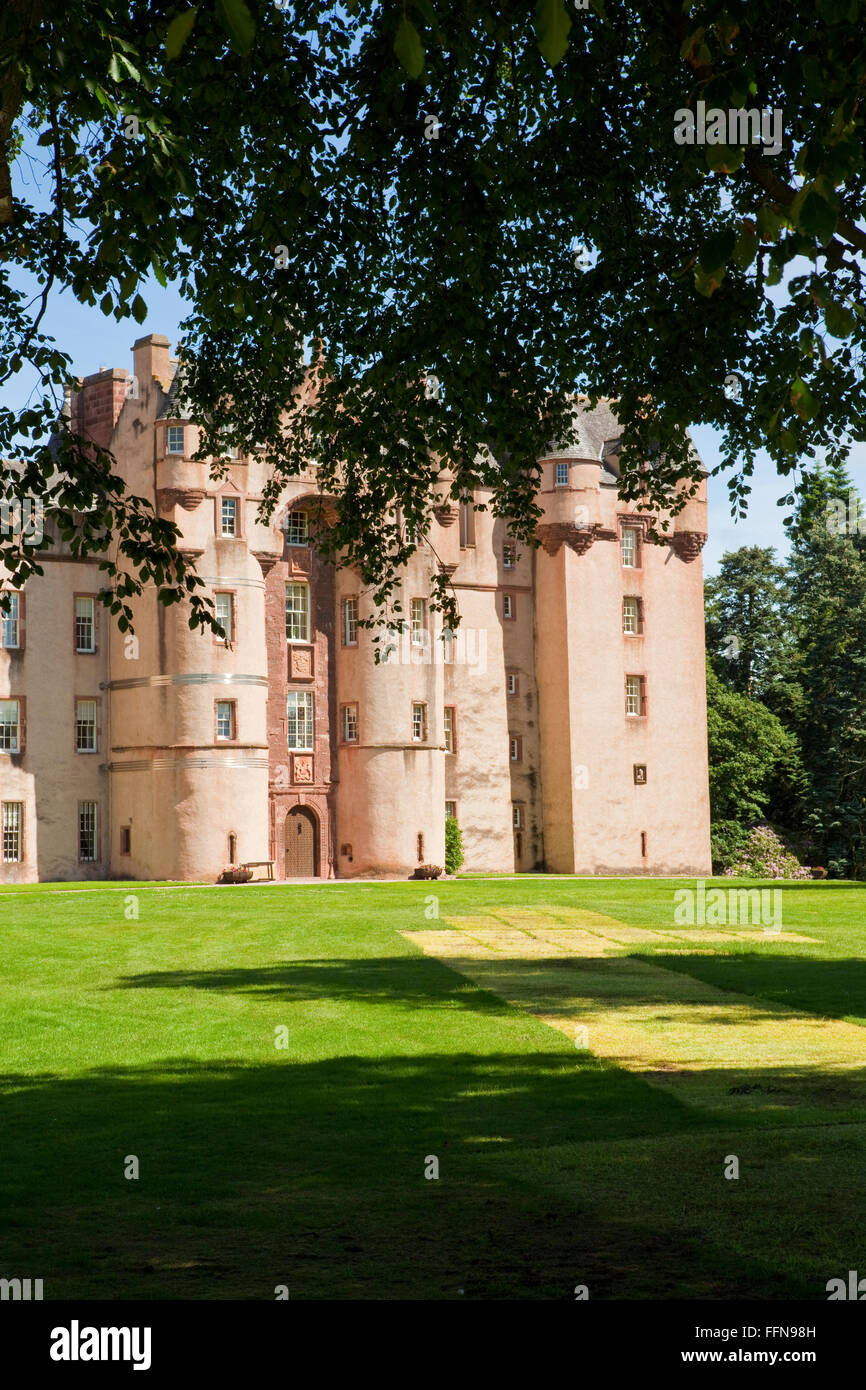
[704,144,744,173]
[166,8,198,61]
[394,14,425,78]
[790,377,816,421]
[698,227,738,274]
[535,0,572,67]
[790,189,837,246]
[694,264,725,297]
[216,0,255,55]
[757,205,783,243]
[824,299,856,338]
[732,223,758,270]
[131,294,148,324]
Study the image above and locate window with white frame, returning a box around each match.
[0,699,21,752]
[444,705,456,753]
[342,596,358,646]
[286,510,309,545]
[625,674,645,716]
[167,425,185,455]
[510,736,522,762]
[503,542,516,568]
[622,596,640,635]
[410,597,427,646]
[2,802,23,862]
[507,672,519,696]
[75,596,96,652]
[79,801,98,861]
[621,527,639,568]
[219,427,239,459]
[555,461,569,487]
[1,593,19,648]
[285,582,310,642]
[503,593,514,620]
[220,496,239,537]
[342,703,358,743]
[287,691,314,750]
[513,804,523,829]
[445,801,457,821]
[214,592,234,644]
[215,700,236,740]
[76,699,98,752]
[412,702,427,742]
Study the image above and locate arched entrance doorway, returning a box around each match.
[285,806,319,878]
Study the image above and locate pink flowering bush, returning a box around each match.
[723,824,811,879]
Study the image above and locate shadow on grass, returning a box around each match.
[641,953,866,1024]
[0,1049,833,1302]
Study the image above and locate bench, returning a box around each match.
[239,860,275,881]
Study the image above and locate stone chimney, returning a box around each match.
[132,334,173,393]
[70,368,131,449]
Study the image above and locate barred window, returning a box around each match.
[286,510,309,546]
[76,699,98,752]
[1,593,19,648]
[412,702,427,742]
[342,703,358,743]
[75,596,96,652]
[220,496,239,537]
[621,528,639,568]
[79,802,98,861]
[342,596,358,646]
[0,699,21,752]
[166,426,184,455]
[216,701,236,740]
[287,691,314,750]
[2,802,23,862]
[214,592,234,643]
[285,582,310,642]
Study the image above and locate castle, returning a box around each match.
[0,334,712,882]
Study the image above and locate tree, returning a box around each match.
[705,546,789,698]
[785,469,866,876]
[706,663,804,851]
[445,814,464,875]
[4,2,866,629]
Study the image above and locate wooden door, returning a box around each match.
[285,807,318,877]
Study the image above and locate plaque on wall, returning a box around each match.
[289,646,314,680]
[292,754,314,784]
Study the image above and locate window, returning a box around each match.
[1,593,19,648]
[444,706,456,753]
[228,832,237,864]
[441,628,455,663]
[342,596,359,647]
[287,691,314,750]
[503,543,516,568]
[412,702,427,742]
[75,596,96,652]
[215,700,236,741]
[625,675,647,717]
[76,699,98,752]
[445,801,457,821]
[285,582,310,643]
[515,831,524,859]
[621,527,639,568]
[410,598,427,647]
[640,830,648,858]
[633,764,647,785]
[2,802,23,862]
[459,491,476,548]
[622,596,641,635]
[510,736,522,762]
[120,826,132,856]
[555,461,569,487]
[513,804,523,829]
[417,832,425,863]
[341,703,358,743]
[166,425,184,455]
[503,593,515,620]
[219,428,239,460]
[0,700,21,752]
[79,802,98,861]
[286,510,309,546]
[214,592,234,644]
[220,496,239,537]
[507,672,519,696]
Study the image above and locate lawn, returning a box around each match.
[1,876,865,1300]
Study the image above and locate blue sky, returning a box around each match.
[5,271,852,578]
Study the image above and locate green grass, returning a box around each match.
[1,876,865,1300]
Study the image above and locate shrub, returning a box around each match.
[722,824,811,879]
[445,815,464,876]
[411,864,443,880]
[710,819,752,874]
